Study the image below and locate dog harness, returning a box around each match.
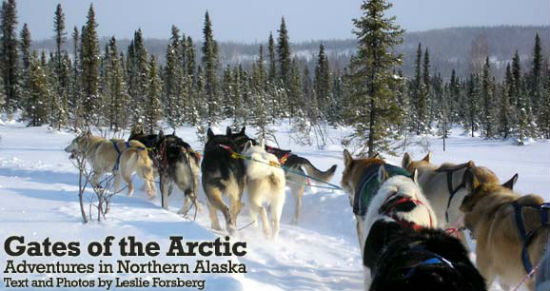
[353,164,411,216]
[401,245,455,279]
[512,201,550,277]
[378,193,434,231]
[111,140,131,171]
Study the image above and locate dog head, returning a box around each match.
[226,126,257,151]
[402,152,433,173]
[64,130,91,157]
[460,169,519,234]
[341,149,387,196]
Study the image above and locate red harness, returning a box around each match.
[379,194,434,232]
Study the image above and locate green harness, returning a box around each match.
[353,163,412,216]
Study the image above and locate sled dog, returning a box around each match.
[242,140,286,240]
[201,128,245,234]
[227,127,337,224]
[461,169,549,290]
[65,131,156,197]
[341,150,438,289]
[129,129,201,214]
[402,152,515,248]
[364,220,487,291]
[341,150,436,248]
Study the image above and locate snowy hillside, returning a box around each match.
[0,120,548,291]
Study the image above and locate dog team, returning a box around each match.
[64,127,549,290]
[64,126,336,240]
[343,151,549,290]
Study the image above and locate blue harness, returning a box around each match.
[111,140,131,171]
[512,201,550,277]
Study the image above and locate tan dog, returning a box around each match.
[460,169,549,290]
[402,152,508,249]
[65,131,156,197]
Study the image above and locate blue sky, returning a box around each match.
[19,0,550,42]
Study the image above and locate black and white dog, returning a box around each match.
[227,127,337,224]
[128,128,200,214]
[201,128,246,234]
[365,220,486,291]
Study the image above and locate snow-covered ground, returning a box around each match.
[0,120,548,291]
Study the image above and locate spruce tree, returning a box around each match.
[466,74,479,137]
[268,32,277,83]
[201,11,219,125]
[26,51,48,126]
[449,69,460,127]
[314,44,331,120]
[277,17,291,87]
[19,23,31,74]
[481,57,494,138]
[350,0,404,156]
[18,23,31,114]
[106,37,128,131]
[70,26,82,128]
[423,48,433,127]
[1,0,20,114]
[164,25,183,128]
[80,4,100,126]
[52,3,67,129]
[146,56,162,133]
[531,34,544,135]
[127,29,149,124]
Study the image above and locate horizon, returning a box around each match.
[19,0,550,42]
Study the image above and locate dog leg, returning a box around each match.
[259,206,271,239]
[207,202,222,231]
[290,182,305,225]
[178,194,192,215]
[271,194,285,241]
[122,172,134,197]
[248,201,260,229]
[160,175,170,209]
[207,188,235,234]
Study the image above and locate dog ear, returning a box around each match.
[226,127,232,136]
[378,166,390,183]
[502,173,519,190]
[422,152,432,163]
[207,128,214,139]
[158,130,164,138]
[240,127,246,134]
[464,168,480,194]
[402,152,411,169]
[412,169,419,184]
[243,140,252,152]
[343,149,353,168]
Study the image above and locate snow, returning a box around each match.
[0,121,548,291]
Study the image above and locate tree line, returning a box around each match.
[0,0,548,155]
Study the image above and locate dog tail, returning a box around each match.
[299,157,337,183]
[129,140,156,195]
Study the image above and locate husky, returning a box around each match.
[128,129,201,214]
[202,128,246,234]
[460,169,549,290]
[65,131,156,197]
[402,152,514,248]
[365,220,487,291]
[241,140,286,240]
[341,150,436,248]
[227,127,337,224]
[341,150,438,289]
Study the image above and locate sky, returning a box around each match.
[18,0,550,42]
